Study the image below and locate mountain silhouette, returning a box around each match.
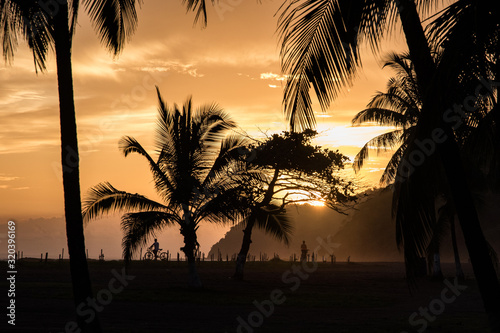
[209,189,500,263]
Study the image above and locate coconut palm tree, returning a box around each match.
[0,1,216,329]
[1,1,142,331]
[351,52,420,186]
[83,89,250,288]
[277,0,500,328]
[352,52,459,279]
[352,52,439,278]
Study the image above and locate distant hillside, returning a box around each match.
[209,189,500,263]
[328,188,401,261]
[208,189,399,262]
[208,202,349,261]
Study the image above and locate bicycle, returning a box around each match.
[143,248,168,261]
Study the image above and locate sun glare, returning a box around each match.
[306,200,325,207]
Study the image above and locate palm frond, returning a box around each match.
[353,129,403,173]
[277,0,396,131]
[121,211,178,262]
[379,142,407,185]
[278,0,358,130]
[83,0,141,56]
[119,135,174,201]
[393,132,445,282]
[0,1,53,72]
[196,102,236,145]
[82,182,167,222]
[352,107,409,127]
[202,134,248,187]
[196,183,250,226]
[181,0,214,27]
[427,201,451,259]
[425,1,465,49]
[394,179,436,282]
[253,205,293,246]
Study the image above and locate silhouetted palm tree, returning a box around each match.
[83,89,249,288]
[0,1,223,328]
[351,52,420,186]
[352,52,464,279]
[277,1,500,328]
[1,1,142,331]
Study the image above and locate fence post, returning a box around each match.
[45,252,48,263]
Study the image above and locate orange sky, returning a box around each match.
[0,1,414,258]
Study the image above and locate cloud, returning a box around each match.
[260,72,287,81]
[137,60,204,77]
[0,174,25,190]
[0,175,19,182]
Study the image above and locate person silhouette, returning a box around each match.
[150,239,160,260]
[300,240,308,261]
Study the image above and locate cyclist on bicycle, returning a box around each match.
[150,239,160,260]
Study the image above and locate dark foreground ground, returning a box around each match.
[1,259,492,333]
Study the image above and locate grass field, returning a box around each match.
[1,259,491,332]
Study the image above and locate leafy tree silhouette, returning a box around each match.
[233,129,355,280]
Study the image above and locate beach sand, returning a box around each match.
[3,259,490,332]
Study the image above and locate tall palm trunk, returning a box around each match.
[233,168,280,280]
[438,137,500,329]
[431,252,443,280]
[397,0,500,329]
[53,2,100,332]
[181,223,202,288]
[450,214,465,280]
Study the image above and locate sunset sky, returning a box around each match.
[0,1,409,258]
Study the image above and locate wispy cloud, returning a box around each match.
[0,174,25,190]
[136,60,204,77]
[0,175,19,182]
[260,72,287,81]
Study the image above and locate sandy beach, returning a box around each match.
[1,259,490,333]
